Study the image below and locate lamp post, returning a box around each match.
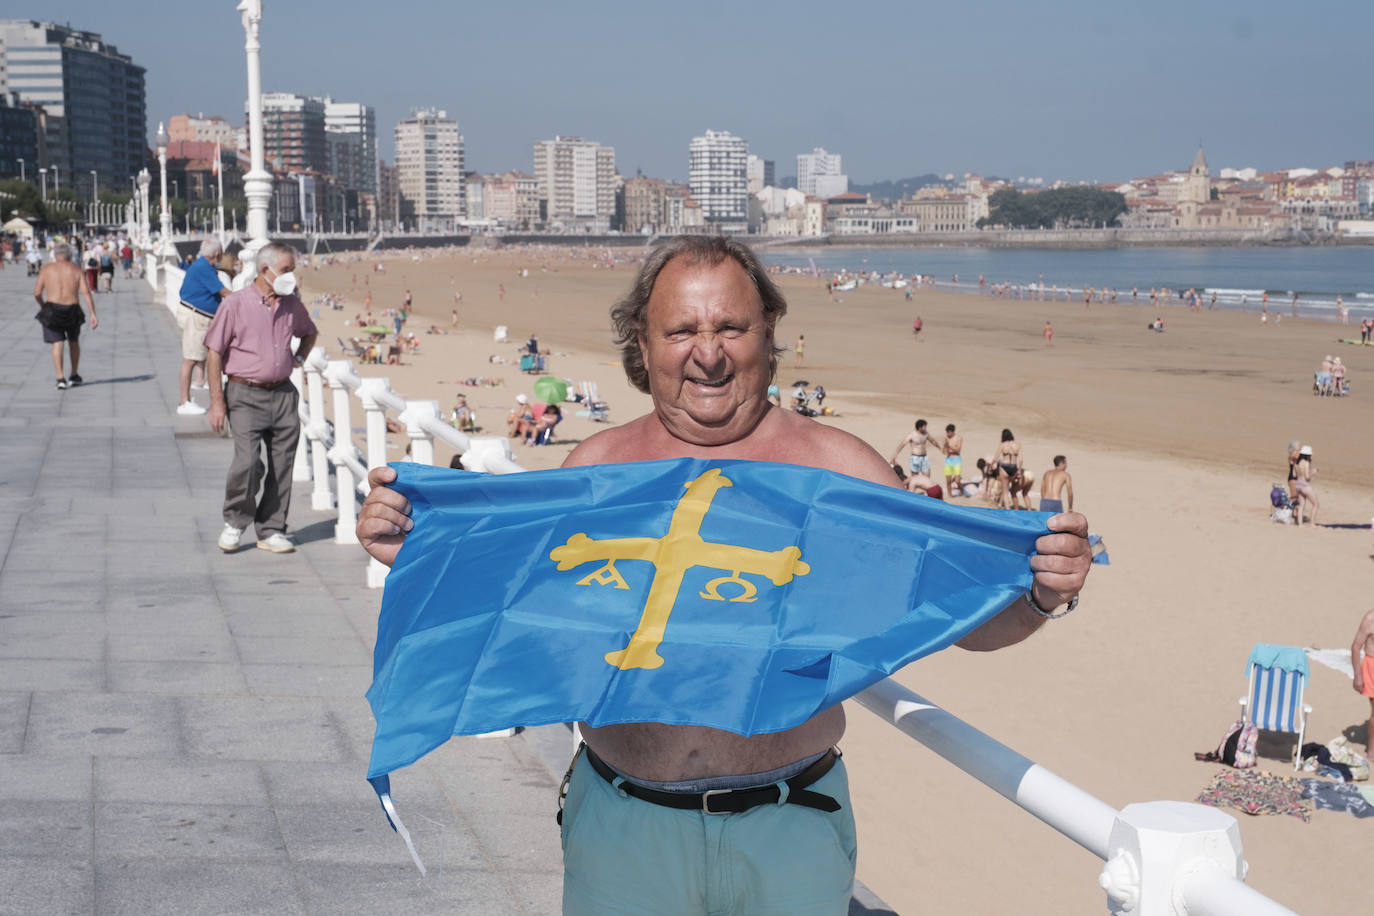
[237,0,272,287]
[39,167,47,200]
[137,168,151,250]
[156,121,175,264]
[16,158,23,182]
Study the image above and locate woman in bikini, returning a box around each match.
[1294,446,1319,527]
[995,429,1025,510]
[1286,440,1302,505]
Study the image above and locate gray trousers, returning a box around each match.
[223,381,301,537]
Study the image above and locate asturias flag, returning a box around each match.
[367,458,1047,781]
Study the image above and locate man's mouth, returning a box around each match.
[688,374,733,389]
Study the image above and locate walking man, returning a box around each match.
[205,242,317,554]
[176,238,231,415]
[33,242,98,390]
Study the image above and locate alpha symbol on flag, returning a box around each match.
[549,469,810,670]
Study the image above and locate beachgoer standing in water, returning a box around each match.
[1044,321,1053,346]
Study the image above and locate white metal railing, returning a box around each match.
[853,679,1297,915]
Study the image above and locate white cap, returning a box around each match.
[1299,445,1312,455]
[516,394,528,404]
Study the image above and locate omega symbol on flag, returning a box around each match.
[549,469,810,670]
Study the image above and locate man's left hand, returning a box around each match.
[1029,512,1091,610]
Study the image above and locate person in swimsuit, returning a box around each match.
[1039,456,1073,513]
[995,429,1024,510]
[795,334,805,366]
[33,242,98,390]
[1286,440,1301,505]
[1293,445,1319,527]
[1351,607,1374,754]
[1043,322,1053,346]
[889,419,932,478]
[929,423,964,498]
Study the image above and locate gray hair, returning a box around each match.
[53,242,72,260]
[199,237,223,259]
[610,235,788,393]
[258,241,297,273]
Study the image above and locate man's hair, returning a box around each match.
[946,424,956,433]
[52,242,71,260]
[199,238,223,259]
[1001,428,1015,442]
[915,419,927,431]
[610,235,787,394]
[258,241,296,273]
[1054,455,1066,467]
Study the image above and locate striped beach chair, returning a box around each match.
[1239,643,1311,770]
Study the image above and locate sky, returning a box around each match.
[28,0,1374,184]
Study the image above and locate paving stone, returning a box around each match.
[24,692,181,758]
[0,858,94,916]
[0,690,30,753]
[94,801,285,861]
[0,630,105,660]
[179,696,352,763]
[233,634,369,666]
[95,757,267,807]
[107,661,248,696]
[293,862,504,915]
[242,663,370,698]
[0,659,104,691]
[276,800,473,867]
[0,799,92,859]
[95,860,304,916]
[0,754,91,801]
[106,632,237,663]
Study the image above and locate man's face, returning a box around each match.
[638,257,773,442]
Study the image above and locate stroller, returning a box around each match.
[790,383,825,417]
[1269,484,1294,525]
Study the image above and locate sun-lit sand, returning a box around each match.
[303,244,1372,914]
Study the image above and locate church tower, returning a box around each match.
[1186,146,1210,204]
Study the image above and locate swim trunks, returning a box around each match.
[1362,656,1374,699]
[36,303,84,343]
[1317,372,1332,385]
[909,454,931,475]
[1039,497,1064,514]
[943,455,961,475]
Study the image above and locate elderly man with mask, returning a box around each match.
[205,242,317,554]
[356,236,1092,914]
[175,237,232,415]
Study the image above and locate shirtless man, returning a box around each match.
[33,242,98,390]
[1039,455,1073,513]
[356,237,1091,915]
[889,419,932,479]
[927,423,964,498]
[1351,607,1374,753]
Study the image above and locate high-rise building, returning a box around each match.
[378,160,399,228]
[0,19,146,200]
[320,97,377,195]
[746,154,774,193]
[258,92,327,174]
[0,90,39,180]
[531,136,616,230]
[394,109,464,231]
[797,147,847,197]
[688,129,749,230]
[168,114,237,148]
[483,170,540,227]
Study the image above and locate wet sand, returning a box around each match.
[305,245,1372,914]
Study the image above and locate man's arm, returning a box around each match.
[80,269,97,325]
[294,333,318,362]
[958,512,1091,651]
[206,350,227,433]
[887,435,910,466]
[1352,608,1374,695]
[1064,475,1075,512]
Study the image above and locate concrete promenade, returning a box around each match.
[0,263,894,915]
[0,265,563,914]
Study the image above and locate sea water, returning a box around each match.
[761,246,1373,321]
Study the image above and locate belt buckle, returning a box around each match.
[701,788,730,815]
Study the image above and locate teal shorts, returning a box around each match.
[560,750,858,915]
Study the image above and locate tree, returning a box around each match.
[981,187,1127,229]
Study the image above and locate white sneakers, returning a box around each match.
[256,533,296,553]
[219,526,295,554]
[177,401,207,415]
[218,525,243,552]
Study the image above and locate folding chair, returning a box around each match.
[578,381,609,422]
[1239,643,1311,769]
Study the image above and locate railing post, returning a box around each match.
[290,365,311,482]
[399,399,440,466]
[325,359,359,545]
[357,377,393,589]
[304,348,333,510]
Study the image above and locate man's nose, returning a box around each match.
[690,333,725,365]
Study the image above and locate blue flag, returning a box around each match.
[366,458,1047,780]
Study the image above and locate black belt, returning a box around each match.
[179,300,215,319]
[584,746,841,814]
[227,375,291,390]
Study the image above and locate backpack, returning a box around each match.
[1195,719,1258,768]
[1269,486,1286,508]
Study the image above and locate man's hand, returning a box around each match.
[1029,512,1091,610]
[357,465,413,567]
[208,399,226,434]
[89,314,99,330]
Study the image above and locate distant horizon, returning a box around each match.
[16,1,1371,185]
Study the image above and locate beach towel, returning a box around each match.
[1300,780,1374,818]
[1196,768,1311,822]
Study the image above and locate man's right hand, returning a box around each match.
[357,465,412,567]
[209,399,227,434]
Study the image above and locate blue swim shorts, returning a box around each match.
[909,454,931,475]
[560,750,857,915]
[1039,497,1064,514]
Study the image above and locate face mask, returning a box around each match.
[267,267,297,297]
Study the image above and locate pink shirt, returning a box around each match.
[204,284,316,382]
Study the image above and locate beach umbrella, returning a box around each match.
[533,376,569,404]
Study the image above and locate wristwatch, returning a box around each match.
[1025,589,1079,620]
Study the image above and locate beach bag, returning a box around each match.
[1196,720,1258,768]
[1271,506,1292,525]
[1269,486,1286,508]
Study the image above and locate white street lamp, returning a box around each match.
[137,168,151,250]
[39,167,47,200]
[236,0,271,288]
[16,158,23,182]
[157,122,176,263]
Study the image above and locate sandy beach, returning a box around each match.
[302,244,1372,914]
